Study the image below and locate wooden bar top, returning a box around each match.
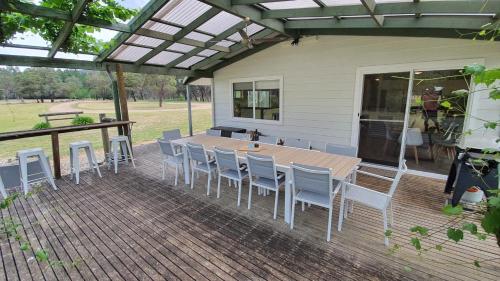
[0,121,134,141]
[173,134,361,180]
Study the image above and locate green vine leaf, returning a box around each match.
[490,89,500,100]
[410,226,429,236]
[403,266,412,272]
[440,100,452,110]
[481,207,500,235]
[464,64,486,76]
[474,68,500,86]
[462,223,478,235]
[435,244,443,251]
[410,237,421,250]
[384,229,392,237]
[488,197,500,208]
[35,249,49,262]
[474,260,481,268]
[20,242,30,251]
[483,121,498,130]
[442,204,463,216]
[452,89,469,97]
[447,228,464,243]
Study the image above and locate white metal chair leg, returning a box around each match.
[383,210,389,246]
[162,161,166,180]
[217,175,222,198]
[89,145,102,178]
[338,196,345,232]
[247,184,253,209]
[73,149,80,185]
[39,154,56,190]
[174,166,179,186]
[0,180,7,198]
[84,147,93,174]
[290,198,296,230]
[207,172,211,195]
[388,203,394,226]
[190,168,195,190]
[327,205,333,242]
[125,139,135,168]
[228,178,231,187]
[273,189,279,220]
[301,201,305,212]
[19,155,29,195]
[113,141,119,174]
[69,147,74,180]
[237,180,242,207]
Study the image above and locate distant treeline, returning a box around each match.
[0,67,211,106]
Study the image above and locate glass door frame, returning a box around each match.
[351,58,483,177]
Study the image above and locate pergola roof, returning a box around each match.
[1,0,499,80]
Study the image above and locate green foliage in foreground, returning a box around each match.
[33,121,51,130]
[71,116,94,126]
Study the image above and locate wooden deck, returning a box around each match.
[1,143,499,280]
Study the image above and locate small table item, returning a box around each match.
[238,145,262,152]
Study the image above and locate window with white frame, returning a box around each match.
[232,78,281,121]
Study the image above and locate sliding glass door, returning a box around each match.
[357,68,469,175]
[358,72,410,166]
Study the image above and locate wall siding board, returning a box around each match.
[213,36,500,150]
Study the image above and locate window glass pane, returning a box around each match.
[233,82,253,119]
[255,80,280,121]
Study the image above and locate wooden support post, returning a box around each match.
[116,64,130,138]
[105,65,123,135]
[99,113,110,156]
[187,84,193,136]
[51,132,61,179]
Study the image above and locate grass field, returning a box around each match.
[0,100,212,161]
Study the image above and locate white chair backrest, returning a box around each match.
[285,138,311,149]
[206,129,222,137]
[325,143,357,157]
[231,132,250,141]
[291,163,332,198]
[246,153,277,181]
[158,139,176,157]
[257,135,279,145]
[214,147,242,178]
[187,142,210,165]
[163,129,182,140]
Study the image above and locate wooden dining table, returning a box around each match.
[171,134,361,224]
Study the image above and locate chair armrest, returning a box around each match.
[356,170,394,182]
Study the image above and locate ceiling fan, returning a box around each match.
[209,17,289,49]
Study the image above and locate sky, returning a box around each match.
[0,0,150,61]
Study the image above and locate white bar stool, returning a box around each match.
[69,141,102,184]
[108,135,135,174]
[16,148,57,195]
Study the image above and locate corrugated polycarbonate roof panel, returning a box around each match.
[227,24,265,41]
[154,0,211,27]
[261,0,319,10]
[197,11,242,35]
[167,43,196,53]
[216,40,236,48]
[185,31,213,42]
[198,49,218,57]
[176,56,205,68]
[126,35,164,48]
[110,45,151,62]
[142,20,181,35]
[146,51,183,65]
[320,0,365,6]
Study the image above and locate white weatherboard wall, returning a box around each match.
[213,36,500,150]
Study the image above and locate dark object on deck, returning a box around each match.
[38,111,83,122]
[444,146,498,206]
[211,126,246,138]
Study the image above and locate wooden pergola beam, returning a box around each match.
[48,0,90,57]
[163,21,246,69]
[284,16,495,30]
[360,0,384,27]
[0,54,213,77]
[262,1,500,19]
[134,8,221,65]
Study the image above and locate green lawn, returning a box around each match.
[0,101,212,160]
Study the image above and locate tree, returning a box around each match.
[39,68,61,102]
[124,73,146,102]
[59,76,82,99]
[87,71,112,99]
[145,75,177,107]
[1,0,137,54]
[0,66,19,100]
[15,68,42,102]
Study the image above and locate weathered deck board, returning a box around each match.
[1,143,499,280]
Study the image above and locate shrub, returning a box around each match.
[71,116,95,126]
[33,121,51,130]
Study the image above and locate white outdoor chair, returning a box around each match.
[214,147,248,207]
[16,148,57,195]
[187,142,217,195]
[0,157,52,198]
[206,129,222,137]
[158,139,184,186]
[162,129,182,141]
[398,128,424,165]
[338,161,408,246]
[284,138,311,150]
[325,143,357,157]
[108,135,135,174]
[257,135,279,145]
[231,132,251,141]
[290,163,341,241]
[246,153,285,219]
